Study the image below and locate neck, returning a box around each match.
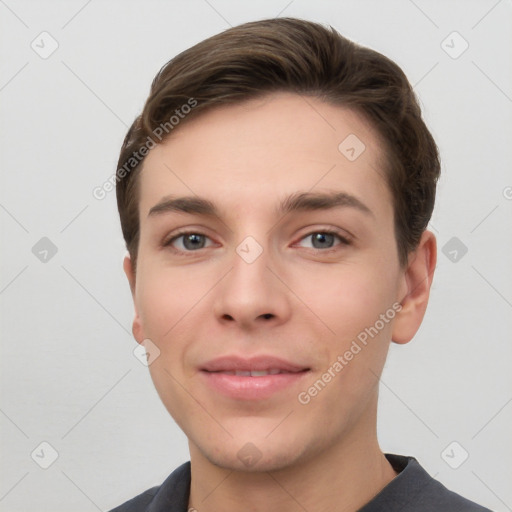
[187,406,398,512]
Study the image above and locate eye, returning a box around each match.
[163,231,214,252]
[297,230,351,251]
[162,229,351,254]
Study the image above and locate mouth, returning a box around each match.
[204,368,308,377]
[199,355,311,400]
[200,354,310,373]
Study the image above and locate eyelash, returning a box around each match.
[162,228,351,254]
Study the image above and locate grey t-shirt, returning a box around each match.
[110,454,492,511]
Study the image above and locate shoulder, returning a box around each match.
[108,487,159,512]
[359,454,492,512]
[108,461,191,512]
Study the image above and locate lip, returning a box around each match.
[200,355,309,373]
[200,355,311,401]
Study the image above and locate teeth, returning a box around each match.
[216,369,285,376]
[249,370,271,377]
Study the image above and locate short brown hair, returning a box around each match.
[116,17,440,272]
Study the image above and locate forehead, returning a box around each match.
[137,92,392,222]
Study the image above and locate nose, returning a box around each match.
[212,237,292,330]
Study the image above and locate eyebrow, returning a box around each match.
[147,191,374,219]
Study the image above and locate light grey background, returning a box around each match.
[1,0,511,511]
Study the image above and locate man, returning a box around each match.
[111,17,490,512]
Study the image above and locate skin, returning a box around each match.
[123,92,436,512]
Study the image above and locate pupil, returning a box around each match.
[313,233,334,249]
[184,234,204,250]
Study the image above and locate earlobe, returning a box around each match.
[123,254,145,344]
[391,230,437,345]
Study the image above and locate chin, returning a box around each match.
[206,445,304,473]
[194,429,312,473]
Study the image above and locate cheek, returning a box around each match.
[138,271,198,419]
[295,261,399,342]
[296,267,397,421]
[146,357,192,433]
[137,266,210,340]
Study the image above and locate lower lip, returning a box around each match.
[200,370,310,400]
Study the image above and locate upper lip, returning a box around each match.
[201,355,309,373]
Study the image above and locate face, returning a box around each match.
[124,92,416,472]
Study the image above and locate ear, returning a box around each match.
[392,230,437,344]
[123,253,145,344]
